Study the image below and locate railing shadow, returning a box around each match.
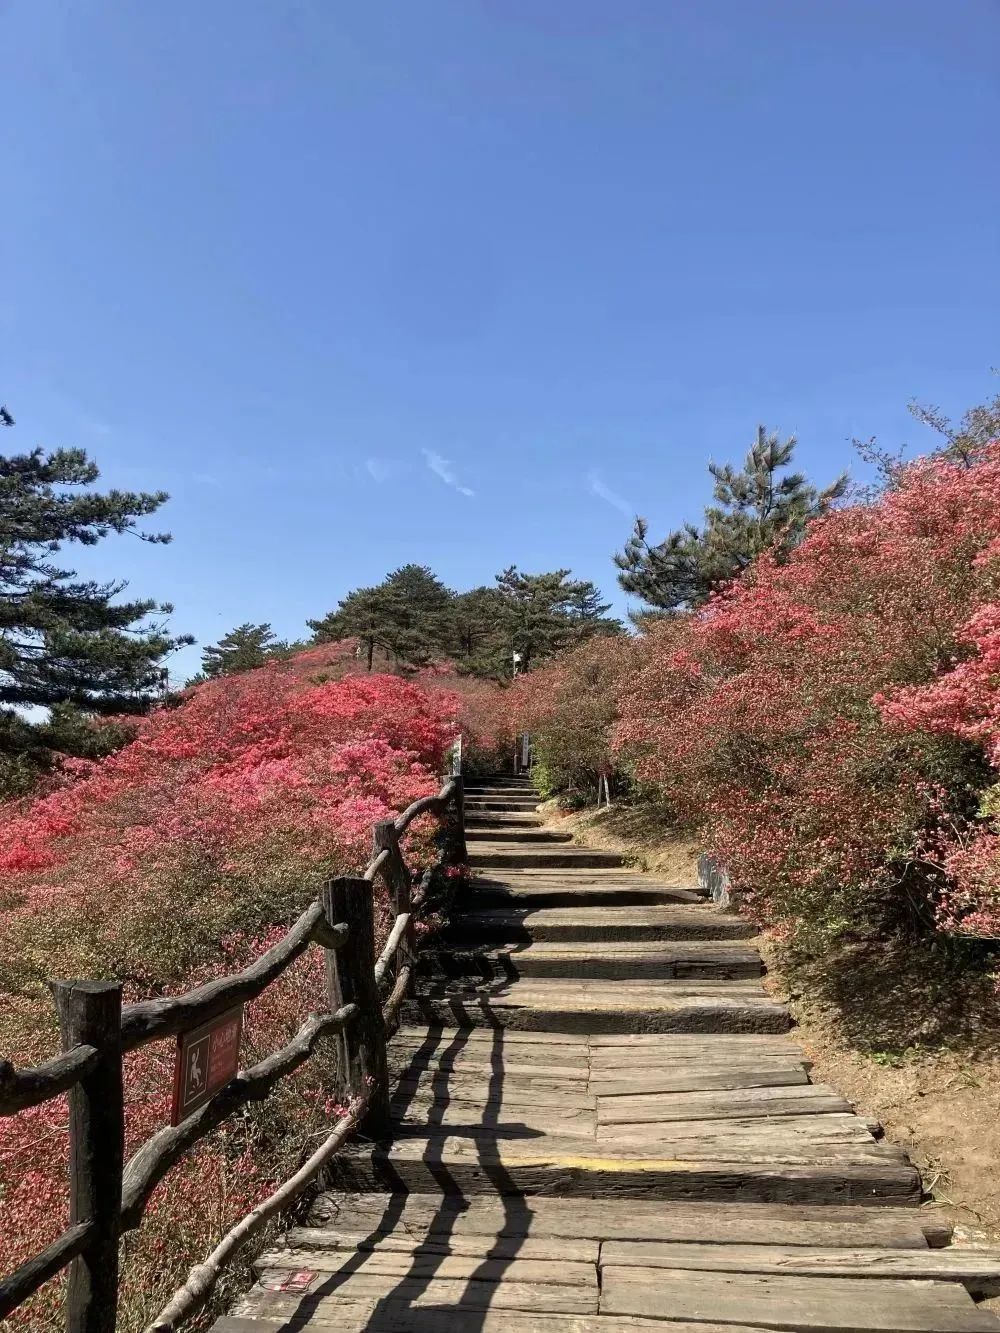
[284,1000,588,1330]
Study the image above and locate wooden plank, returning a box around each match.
[284,1228,600,1264]
[447,906,756,942]
[256,1251,599,1287]
[396,1051,591,1078]
[394,1101,597,1137]
[591,1052,806,1069]
[596,1085,850,1125]
[393,1026,589,1048]
[444,942,762,979]
[338,1138,922,1203]
[600,1267,999,1331]
[597,1111,871,1142]
[245,1273,598,1316]
[216,1309,785,1332]
[591,1070,810,1097]
[598,1242,1000,1297]
[590,1034,794,1047]
[394,1074,594,1106]
[405,981,789,1035]
[306,1192,943,1247]
[590,1055,807,1074]
[396,1040,591,1068]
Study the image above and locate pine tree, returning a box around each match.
[309,565,455,671]
[0,405,189,781]
[493,567,620,675]
[451,585,508,671]
[200,623,278,678]
[378,564,455,667]
[615,426,847,613]
[309,584,392,670]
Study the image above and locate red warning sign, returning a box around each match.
[170,1006,244,1125]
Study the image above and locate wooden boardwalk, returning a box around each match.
[217,777,1000,1332]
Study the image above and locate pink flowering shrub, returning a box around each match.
[614,442,1000,940]
[0,645,459,1328]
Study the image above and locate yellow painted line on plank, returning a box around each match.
[495,1153,696,1172]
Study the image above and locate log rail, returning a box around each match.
[0,773,467,1332]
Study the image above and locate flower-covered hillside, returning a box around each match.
[0,645,464,1328]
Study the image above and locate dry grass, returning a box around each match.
[540,798,700,884]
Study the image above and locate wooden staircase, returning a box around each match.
[217,776,1000,1332]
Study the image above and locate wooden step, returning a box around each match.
[601,1267,999,1331]
[468,847,625,869]
[595,1084,851,1125]
[467,875,703,909]
[447,904,757,943]
[466,810,544,821]
[336,1136,922,1204]
[467,827,574,843]
[465,797,541,811]
[306,1192,951,1248]
[404,978,790,1034]
[215,1314,784,1332]
[599,1240,1000,1299]
[223,1303,809,1332]
[427,939,763,980]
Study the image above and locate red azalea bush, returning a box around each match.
[418,668,515,773]
[0,645,459,1328]
[614,443,1000,941]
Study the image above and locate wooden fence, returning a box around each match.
[0,774,467,1332]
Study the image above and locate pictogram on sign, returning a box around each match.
[170,1006,244,1125]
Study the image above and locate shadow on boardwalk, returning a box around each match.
[287,1016,547,1330]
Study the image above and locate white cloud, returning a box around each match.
[366,457,393,483]
[588,468,634,518]
[422,449,474,497]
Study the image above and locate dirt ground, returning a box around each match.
[546,800,1000,1249]
[540,799,702,885]
[760,937,1000,1246]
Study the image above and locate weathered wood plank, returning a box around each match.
[256,1250,599,1286]
[306,1192,945,1247]
[591,1064,811,1093]
[394,1100,597,1137]
[214,1310,782,1332]
[597,1111,873,1143]
[244,1273,598,1316]
[394,1073,593,1105]
[599,1242,1000,1297]
[284,1227,600,1264]
[592,1071,811,1097]
[396,1039,592,1068]
[436,941,762,979]
[394,1026,589,1047]
[600,1267,999,1331]
[396,1049,592,1078]
[447,906,756,942]
[405,978,789,1035]
[589,1033,797,1050]
[596,1085,851,1125]
[338,1138,922,1203]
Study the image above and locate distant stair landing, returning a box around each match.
[216,775,1000,1333]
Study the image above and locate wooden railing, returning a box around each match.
[0,774,467,1333]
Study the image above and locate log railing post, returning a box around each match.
[319,891,350,1101]
[321,877,391,1137]
[374,821,415,966]
[444,775,467,865]
[50,980,124,1333]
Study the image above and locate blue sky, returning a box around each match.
[2,0,998,682]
